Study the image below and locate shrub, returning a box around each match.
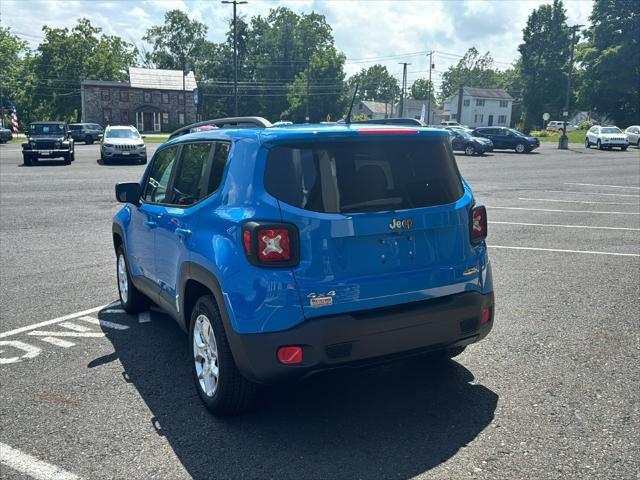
[578,120,593,130]
[530,130,551,137]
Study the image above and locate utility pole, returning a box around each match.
[559,24,583,150]
[305,65,310,122]
[222,0,247,116]
[426,51,434,125]
[399,62,410,118]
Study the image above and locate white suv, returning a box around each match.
[101,125,147,164]
[585,125,629,151]
[624,126,640,147]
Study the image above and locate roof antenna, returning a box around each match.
[345,84,359,125]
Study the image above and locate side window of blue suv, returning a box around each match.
[144,146,178,204]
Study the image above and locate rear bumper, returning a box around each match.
[227,291,495,384]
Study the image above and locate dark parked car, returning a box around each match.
[0,127,12,144]
[447,128,490,155]
[68,123,103,144]
[22,121,75,166]
[472,127,540,153]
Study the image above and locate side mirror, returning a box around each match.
[115,182,142,205]
[141,135,147,138]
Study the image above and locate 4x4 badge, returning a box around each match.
[389,218,413,230]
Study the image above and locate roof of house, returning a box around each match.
[447,87,514,101]
[357,101,390,114]
[129,67,197,91]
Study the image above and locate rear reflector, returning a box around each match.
[357,128,419,135]
[481,307,491,324]
[258,228,291,261]
[243,230,252,255]
[470,205,488,244]
[277,346,303,365]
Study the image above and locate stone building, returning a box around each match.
[81,67,197,133]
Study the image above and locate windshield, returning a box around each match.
[455,130,472,140]
[29,124,64,135]
[68,125,82,131]
[106,128,140,139]
[265,139,463,214]
[601,127,621,134]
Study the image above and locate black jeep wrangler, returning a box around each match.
[22,121,75,166]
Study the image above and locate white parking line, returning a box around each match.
[27,331,105,338]
[518,197,637,205]
[0,305,107,339]
[543,190,640,198]
[80,315,129,330]
[489,245,640,257]
[38,337,75,348]
[487,206,640,215]
[59,322,95,333]
[0,442,81,480]
[489,221,640,231]
[564,182,640,190]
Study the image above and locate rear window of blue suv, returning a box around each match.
[265,140,464,213]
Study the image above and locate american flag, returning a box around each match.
[10,103,19,133]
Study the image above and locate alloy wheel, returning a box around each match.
[117,253,128,304]
[193,314,219,397]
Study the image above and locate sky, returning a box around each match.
[1,0,593,91]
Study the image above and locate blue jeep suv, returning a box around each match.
[112,117,494,414]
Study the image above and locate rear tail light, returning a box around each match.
[470,205,488,244]
[242,221,299,267]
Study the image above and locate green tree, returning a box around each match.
[0,27,29,126]
[518,0,570,132]
[347,64,400,105]
[576,0,640,126]
[27,19,137,122]
[409,78,436,104]
[143,10,208,70]
[439,48,499,101]
[285,47,347,122]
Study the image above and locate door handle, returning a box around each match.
[143,220,157,228]
[175,228,192,238]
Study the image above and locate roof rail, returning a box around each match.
[169,117,273,139]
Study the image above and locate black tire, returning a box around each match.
[597,140,603,150]
[621,146,628,151]
[189,294,257,415]
[70,151,75,162]
[22,155,32,166]
[63,153,71,165]
[585,138,590,148]
[515,142,527,153]
[100,153,108,165]
[637,139,639,148]
[139,155,147,165]
[116,246,148,313]
[85,136,93,145]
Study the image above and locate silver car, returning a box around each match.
[624,126,640,147]
[100,125,147,164]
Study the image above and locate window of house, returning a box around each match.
[476,99,485,107]
[463,99,470,107]
[103,108,112,124]
[451,114,457,120]
[178,112,185,124]
[120,90,129,102]
[178,93,185,105]
[144,146,178,204]
[143,91,152,103]
[121,110,129,124]
[498,115,507,124]
[162,92,169,104]
[162,112,169,124]
[474,114,484,124]
[101,89,110,101]
[500,100,508,108]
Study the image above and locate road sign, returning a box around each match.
[563,111,569,117]
[543,112,550,121]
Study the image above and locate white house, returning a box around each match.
[443,87,514,128]
[355,100,393,119]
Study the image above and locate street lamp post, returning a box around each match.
[222,0,247,117]
[559,24,584,150]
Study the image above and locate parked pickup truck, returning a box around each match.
[22,121,75,166]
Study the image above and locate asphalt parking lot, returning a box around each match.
[0,141,638,480]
